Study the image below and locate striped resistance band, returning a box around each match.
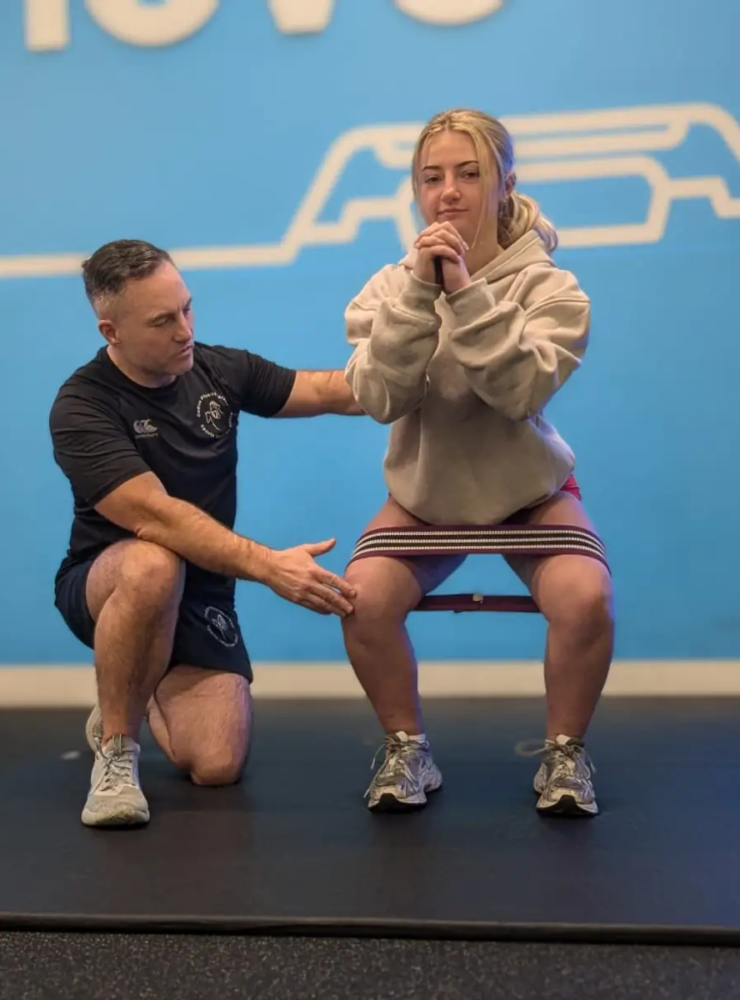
[347,523,609,613]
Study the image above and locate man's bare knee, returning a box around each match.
[87,540,185,621]
[151,669,253,785]
[190,746,246,787]
[119,542,184,606]
[95,541,183,614]
[156,727,249,786]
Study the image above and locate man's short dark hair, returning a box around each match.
[82,239,173,312]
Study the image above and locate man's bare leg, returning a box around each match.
[147,665,252,786]
[86,539,184,742]
[81,538,185,827]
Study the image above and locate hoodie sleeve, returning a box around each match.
[344,265,441,424]
[445,266,590,421]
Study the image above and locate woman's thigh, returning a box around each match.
[346,496,465,616]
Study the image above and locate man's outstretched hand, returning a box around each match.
[263,538,356,616]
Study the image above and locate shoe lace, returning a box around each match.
[365,736,422,798]
[515,738,596,782]
[98,738,137,792]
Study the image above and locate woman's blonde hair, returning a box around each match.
[411,108,558,253]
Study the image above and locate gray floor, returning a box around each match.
[2,931,740,1000]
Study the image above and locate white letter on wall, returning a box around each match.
[84,0,219,47]
[394,0,504,26]
[268,0,335,33]
[25,0,70,51]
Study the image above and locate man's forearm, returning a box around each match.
[135,495,275,584]
[278,369,365,416]
[316,370,365,414]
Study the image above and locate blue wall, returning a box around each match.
[1,0,738,666]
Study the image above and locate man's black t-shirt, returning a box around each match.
[49,342,296,602]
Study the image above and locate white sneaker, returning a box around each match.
[81,734,150,828]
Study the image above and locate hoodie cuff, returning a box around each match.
[397,271,441,314]
[445,278,496,325]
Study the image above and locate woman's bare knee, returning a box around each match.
[508,492,613,636]
[343,498,464,640]
[542,564,614,635]
[344,559,420,634]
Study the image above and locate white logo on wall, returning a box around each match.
[2,102,740,279]
[24,0,505,50]
[197,392,233,438]
[271,0,505,31]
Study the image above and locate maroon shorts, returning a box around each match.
[503,473,582,526]
[560,473,582,501]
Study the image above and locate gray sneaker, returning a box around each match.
[365,731,442,812]
[81,735,150,828]
[531,735,598,817]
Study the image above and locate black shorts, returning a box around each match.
[54,558,253,683]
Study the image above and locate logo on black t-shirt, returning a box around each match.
[196,391,234,439]
[133,418,158,438]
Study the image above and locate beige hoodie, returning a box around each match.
[344,230,590,526]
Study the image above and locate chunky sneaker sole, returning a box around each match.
[365,731,443,812]
[534,772,599,817]
[532,735,599,818]
[81,796,150,828]
[369,769,443,813]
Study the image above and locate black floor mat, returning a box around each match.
[0,699,738,945]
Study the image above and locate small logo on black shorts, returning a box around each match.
[205,606,239,648]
